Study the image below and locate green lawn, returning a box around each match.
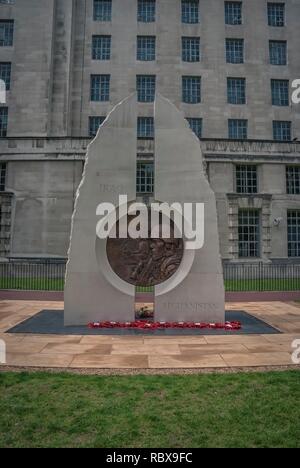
[0,278,299,292]
[0,371,299,448]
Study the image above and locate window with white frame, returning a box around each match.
[273,121,291,141]
[238,209,260,258]
[0,107,8,137]
[187,118,202,139]
[182,37,200,62]
[137,117,154,138]
[137,0,156,23]
[90,75,110,101]
[269,40,287,65]
[236,165,257,194]
[93,0,112,21]
[288,211,300,257]
[271,79,289,106]
[0,20,14,46]
[137,162,154,194]
[0,162,6,191]
[227,77,246,104]
[225,1,242,25]
[226,38,244,63]
[182,76,201,104]
[286,166,300,195]
[92,35,111,60]
[0,62,11,90]
[137,36,156,61]
[268,3,285,27]
[136,75,156,102]
[89,116,106,138]
[228,119,247,139]
[182,0,199,24]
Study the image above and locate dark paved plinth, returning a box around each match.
[6,310,281,336]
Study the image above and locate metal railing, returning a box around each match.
[0,259,299,292]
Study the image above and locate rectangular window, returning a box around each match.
[226,38,244,63]
[236,165,257,194]
[268,2,285,27]
[137,162,154,194]
[89,116,106,138]
[182,37,200,62]
[273,120,291,141]
[182,76,201,104]
[137,75,156,102]
[90,75,110,102]
[182,0,199,24]
[137,36,156,61]
[269,40,287,65]
[0,62,11,90]
[286,166,300,195]
[187,118,202,139]
[0,20,14,46]
[271,79,289,106]
[288,211,300,257]
[227,77,246,104]
[92,36,111,60]
[225,1,242,25]
[93,0,112,21]
[228,119,247,139]
[137,117,154,138]
[137,0,156,23]
[0,107,8,137]
[238,209,260,258]
[0,162,6,191]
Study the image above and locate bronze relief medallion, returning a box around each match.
[106,216,184,287]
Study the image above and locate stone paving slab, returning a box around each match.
[0,300,299,370]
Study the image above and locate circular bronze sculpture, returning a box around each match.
[106,216,184,287]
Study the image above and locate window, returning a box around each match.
[92,36,111,60]
[268,3,285,27]
[89,116,106,138]
[269,40,287,65]
[286,166,300,195]
[288,211,300,257]
[238,209,260,258]
[225,1,242,25]
[0,162,6,191]
[90,75,110,101]
[137,0,156,23]
[182,0,199,24]
[226,38,244,63]
[271,79,289,106]
[137,117,154,138]
[137,162,154,194]
[137,36,156,61]
[227,77,246,104]
[182,76,201,104]
[236,165,257,194]
[228,119,247,139]
[0,20,13,46]
[273,121,291,141]
[187,118,202,138]
[0,62,11,90]
[93,0,112,21]
[0,107,8,137]
[137,75,156,102]
[182,37,200,62]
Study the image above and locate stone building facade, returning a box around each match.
[0,0,299,262]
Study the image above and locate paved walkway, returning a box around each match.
[0,300,300,371]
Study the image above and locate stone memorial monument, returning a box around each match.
[64,93,225,326]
